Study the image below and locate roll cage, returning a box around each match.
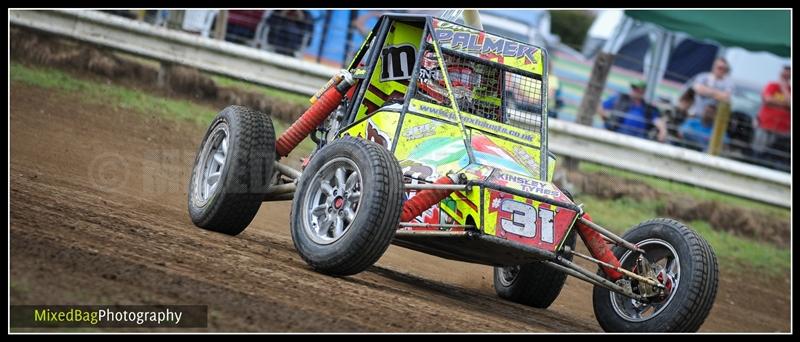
[321,14,551,181]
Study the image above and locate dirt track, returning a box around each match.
[10,83,791,332]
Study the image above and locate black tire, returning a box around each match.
[188,105,276,235]
[493,230,576,308]
[493,187,577,309]
[290,136,404,276]
[592,218,719,332]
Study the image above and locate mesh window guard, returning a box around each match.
[414,46,544,132]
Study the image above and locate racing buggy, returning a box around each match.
[188,14,719,332]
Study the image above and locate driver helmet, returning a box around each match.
[417,51,479,106]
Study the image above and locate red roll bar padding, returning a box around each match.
[400,176,455,223]
[275,85,347,157]
[575,213,623,281]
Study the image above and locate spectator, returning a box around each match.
[753,65,791,166]
[676,103,729,152]
[226,10,266,45]
[181,10,218,38]
[598,80,667,141]
[673,88,695,125]
[689,57,734,117]
[265,10,313,56]
[664,88,695,142]
[152,10,170,27]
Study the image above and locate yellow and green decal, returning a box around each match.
[355,21,423,120]
[431,19,543,76]
[395,113,468,181]
[341,111,399,150]
[469,131,541,178]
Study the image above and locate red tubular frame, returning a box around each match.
[574,213,623,281]
[276,82,350,157]
[400,176,455,222]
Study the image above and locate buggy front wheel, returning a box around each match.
[592,218,719,332]
[290,137,404,276]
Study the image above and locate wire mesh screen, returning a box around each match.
[414,47,544,132]
[503,72,544,131]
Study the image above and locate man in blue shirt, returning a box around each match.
[598,81,667,142]
[676,103,729,152]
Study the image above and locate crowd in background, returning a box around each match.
[589,57,790,171]
[105,9,791,172]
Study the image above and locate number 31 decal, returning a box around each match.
[499,200,555,243]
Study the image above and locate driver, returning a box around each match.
[416,51,477,109]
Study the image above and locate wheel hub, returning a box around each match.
[655,269,675,300]
[610,239,681,322]
[302,158,363,245]
[334,196,345,209]
[192,122,229,206]
[498,266,520,287]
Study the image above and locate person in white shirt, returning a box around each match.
[688,57,734,117]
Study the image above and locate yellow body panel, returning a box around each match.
[341,111,400,150]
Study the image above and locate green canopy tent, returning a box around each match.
[576,10,790,156]
[621,10,791,102]
[624,10,790,58]
[624,10,790,155]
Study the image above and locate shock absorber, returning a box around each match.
[400,174,460,222]
[574,213,623,281]
[275,70,355,157]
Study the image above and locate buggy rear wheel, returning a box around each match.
[493,188,577,309]
[493,230,576,308]
[188,105,276,235]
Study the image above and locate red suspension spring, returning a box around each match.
[400,176,456,222]
[575,213,623,281]
[275,78,352,157]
